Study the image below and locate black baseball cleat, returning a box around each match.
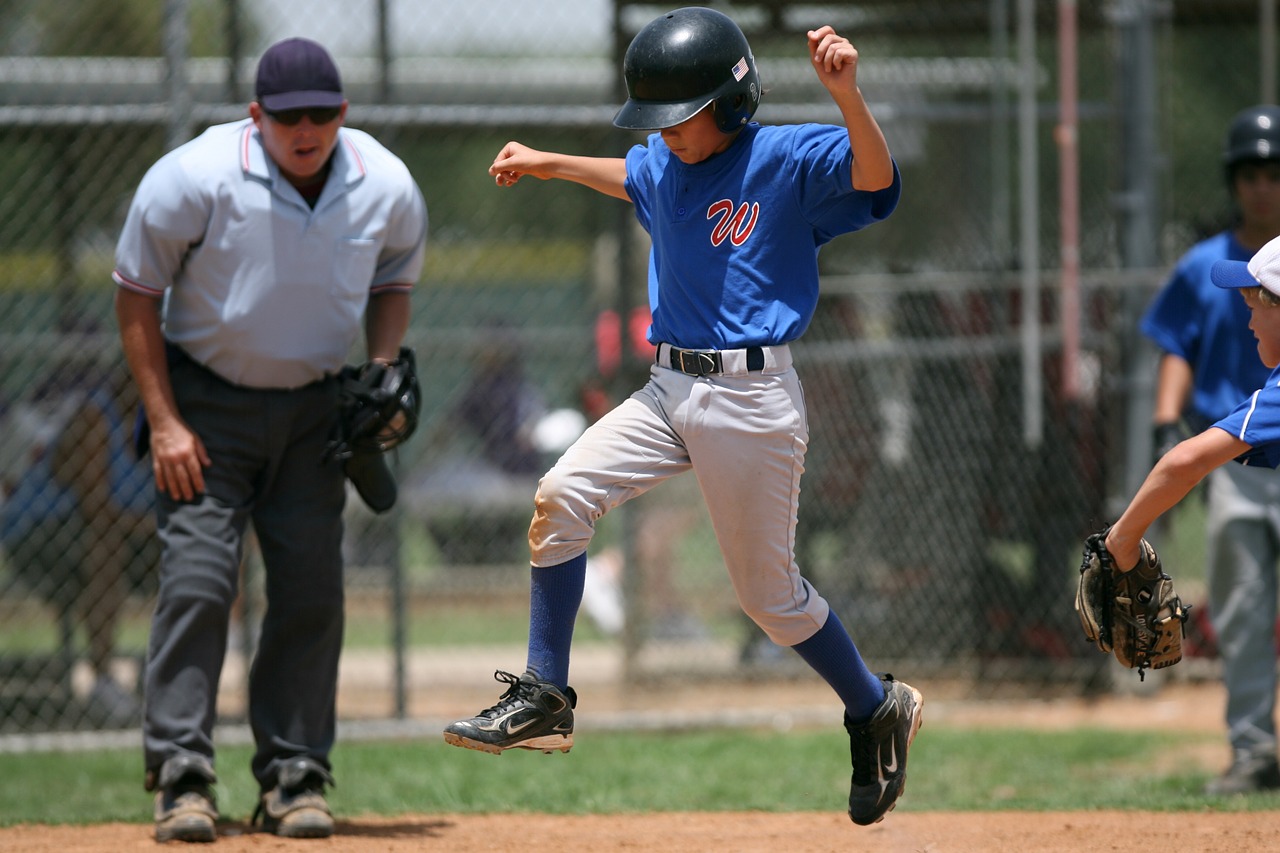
[443,670,576,754]
[845,673,924,826]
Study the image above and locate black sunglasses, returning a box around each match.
[265,107,341,126]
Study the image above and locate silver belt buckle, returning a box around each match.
[674,348,720,375]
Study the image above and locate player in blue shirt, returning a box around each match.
[1108,233,1280,673]
[441,8,920,826]
[1138,105,1280,794]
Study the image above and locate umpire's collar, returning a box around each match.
[239,122,367,209]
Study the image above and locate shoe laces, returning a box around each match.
[477,670,534,719]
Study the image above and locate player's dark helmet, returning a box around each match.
[1224,105,1280,180]
[613,7,760,134]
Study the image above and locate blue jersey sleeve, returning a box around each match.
[1140,263,1204,363]
[1213,368,1280,469]
[789,124,900,242]
[624,143,653,233]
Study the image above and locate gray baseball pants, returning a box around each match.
[528,345,831,646]
[142,354,346,789]
[1206,462,1280,759]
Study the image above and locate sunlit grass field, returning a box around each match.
[1,724,1276,827]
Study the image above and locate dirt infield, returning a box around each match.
[1,810,1276,852]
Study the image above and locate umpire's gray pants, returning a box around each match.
[1206,463,1280,758]
[142,356,346,789]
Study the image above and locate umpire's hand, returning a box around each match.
[150,418,210,501]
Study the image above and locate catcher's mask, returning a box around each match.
[323,346,420,463]
[613,6,760,134]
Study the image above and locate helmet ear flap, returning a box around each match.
[712,88,758,134]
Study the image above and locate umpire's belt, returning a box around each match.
[656,342,792,376]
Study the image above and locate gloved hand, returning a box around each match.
[1075,529,1190,679]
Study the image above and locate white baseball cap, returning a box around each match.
[1211,233,1280,296]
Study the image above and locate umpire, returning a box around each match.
[113,38,427,841]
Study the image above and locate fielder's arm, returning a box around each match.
[1105,426,1248,569]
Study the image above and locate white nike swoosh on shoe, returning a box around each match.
[502,717,539,736]
[875,741,898,798]
[474,708,528,734]
[883,741,899,775]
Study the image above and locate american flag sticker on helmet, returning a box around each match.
[731,57,749,81]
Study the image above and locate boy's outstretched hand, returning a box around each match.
[489,141,552,187]
[807,26,860,94]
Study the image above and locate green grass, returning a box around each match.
[1,725,1276,827]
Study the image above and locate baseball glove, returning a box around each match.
[1075,529,1190,679]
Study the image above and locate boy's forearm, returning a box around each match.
[831,87,894,191]
[1106,475,1185,563]
[1108,430,1244,566]
[550,154,630,200]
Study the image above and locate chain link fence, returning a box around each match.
[0,0,1271,733]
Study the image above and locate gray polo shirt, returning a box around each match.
[114,119,427,389]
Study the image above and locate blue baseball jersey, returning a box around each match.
[1140,231,1270,428]
[1214,367,1280,469]
[623,122,901,350]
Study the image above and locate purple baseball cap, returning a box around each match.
[1211,234,1280,297]
[255,37,344,111]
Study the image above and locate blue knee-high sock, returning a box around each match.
[525,553,587,690]
[791,610,886,721]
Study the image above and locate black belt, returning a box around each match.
[166,342,333,393]
[664,345,766,376]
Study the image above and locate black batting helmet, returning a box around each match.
[1224,105,1280,180]
[613,7,760,133]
